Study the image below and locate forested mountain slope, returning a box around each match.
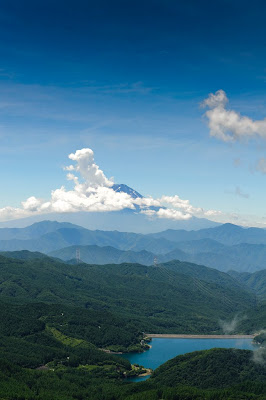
[0,254,255,334]
[229,269,266,300]
[151,348,266,389]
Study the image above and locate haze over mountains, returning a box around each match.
[2,220,266,273]
[0,184,220,232]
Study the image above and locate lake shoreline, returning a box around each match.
[145,334,255,339]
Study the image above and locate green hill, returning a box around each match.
[0,254,255,334]
[151,348,266,389]
[229,269,266,300]
[0,347,266,400]
[0,250,265,399]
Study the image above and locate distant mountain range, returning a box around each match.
[2,220,266,273]
[150,223,266,245]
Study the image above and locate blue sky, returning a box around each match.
[0,0,266,226]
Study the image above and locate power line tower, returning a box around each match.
[76,248,81,264]
[153,256,158,267]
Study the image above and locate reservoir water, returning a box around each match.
[121,338,256,382]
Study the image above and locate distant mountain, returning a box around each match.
[150,223,266,245]
[49,245,157,265]
[0,222,179,253]
[46,239,266,273]
[0,220,79,241]
[0,211,220,233]
[0,250,51,261]
[162,240,266,273]
[112,183,143,199]
[0,184,220,232]
[171,238,227,253]
[2,221,266,273]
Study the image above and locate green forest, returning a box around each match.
[0,251,266,399]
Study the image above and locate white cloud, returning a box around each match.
[0,147,224,223]
[139,209,157,217]
[204,209,223,217]
[156,208,191,220]
[139,195,222,221]
[203,90,266,142]
[67,148,113,188]
[49,185,134,213]
[21,196,43,212]
[202,89,228,109]
[159,195,202,214]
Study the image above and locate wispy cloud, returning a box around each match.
[225,186,249,199]
[219,314,246,334]
[256,158,266,174]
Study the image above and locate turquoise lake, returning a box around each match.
[120,338,256,382]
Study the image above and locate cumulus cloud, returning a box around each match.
[203,90,266,142]
[66,148,113,188]
[159,195,202,214]
[21,196,43,212]
[0,147,223,223]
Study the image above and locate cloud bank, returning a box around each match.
[0,147,222,222]
[203,90,266,142]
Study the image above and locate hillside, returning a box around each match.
[0,301,144,365]
[151,348,266,389]
[229,269,266,300]
[0,254,256,334]
[158,259,247,289]
[0,347,266,399]
[0,250,265,399]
